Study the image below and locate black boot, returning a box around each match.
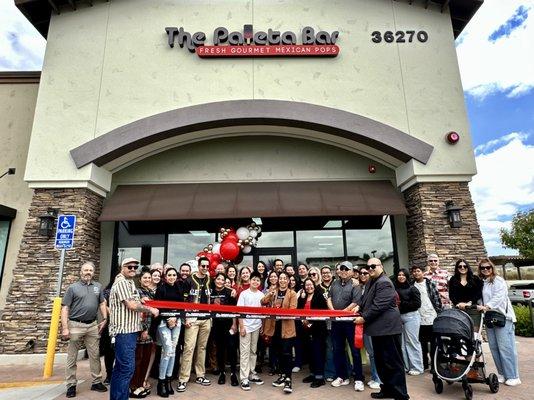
[157,379,169,398]
[166,377,175,395]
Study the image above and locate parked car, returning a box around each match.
[508,282,534,305]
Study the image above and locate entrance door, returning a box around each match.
[253,247,296,269]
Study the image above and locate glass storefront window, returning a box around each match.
[0,221,10,288]
[167,233,216,267]
[346,219,394,275]
[296,230,344,268]
[256,231,293,247]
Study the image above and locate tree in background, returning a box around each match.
[500,209,534,258]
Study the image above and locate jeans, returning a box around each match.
[324,331,336,379]
[331,321,364,381]
[157,319,181,379]
[364,334,380,383]
[401,312,424,373]
[110,332,138,400]
[486,319,519,380]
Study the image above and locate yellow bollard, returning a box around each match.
[43,297,62,379]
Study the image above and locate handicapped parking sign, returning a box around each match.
[55,215,76,250]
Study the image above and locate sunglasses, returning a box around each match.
[458,264,467,268]
[480,266,492,271]
[360,272,369,275]
[339,266,350,271]
[310,273,317,277]
[428,260,438,263]
[367,264,379,270]
[200,264,209,268]
[124,265,138,270]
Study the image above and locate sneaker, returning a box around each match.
[195,376,211,386]
[90,383,108,392]
[241,380,251,391]
[273,375,286,387]
[283,378,293,393]
[176,382,187,392]
[291,366,300,373]
[250,375,264,385]
[368,380,381,390]
[302,375,314,383]
[326,377,335,382]
[498,374,505,383]
[311,378,325,388]
[331,377,350,387]
[66,386,76,398]
[354,380,365,392]
[407,370,422,376]
[505,378,521,386]
[230,373,239,386]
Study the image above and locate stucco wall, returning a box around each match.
[0,83,38,309]
[25,0,476,193]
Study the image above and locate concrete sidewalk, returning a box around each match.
[1,336,532,400]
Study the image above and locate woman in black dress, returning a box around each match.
[449,259,483,310]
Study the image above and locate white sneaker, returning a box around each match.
[326,377,334,382]
[498,374,505,383]
[354,380,365,391]
[368,380,381,389]
[292,366,300,373]
[331,377,350,387]
[408,370,423,376]
[505,378,521,386]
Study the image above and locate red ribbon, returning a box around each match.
[147,300,357,319]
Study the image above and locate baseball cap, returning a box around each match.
[121,257,140,267]
[339,261,353,271]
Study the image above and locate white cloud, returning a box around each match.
[457,0,534,99]
[0,1,46,70]
[470,135,534,255]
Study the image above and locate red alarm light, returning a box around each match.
[446,131,460,144]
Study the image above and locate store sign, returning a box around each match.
[165,25,340,58]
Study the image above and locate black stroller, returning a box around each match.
[431,307,499,399]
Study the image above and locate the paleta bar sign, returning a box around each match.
[165,25,340,58]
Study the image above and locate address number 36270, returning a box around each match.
[371,30,428,43]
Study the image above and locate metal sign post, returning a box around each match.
[43,215,76,378]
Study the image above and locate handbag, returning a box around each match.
[484,309,506,328]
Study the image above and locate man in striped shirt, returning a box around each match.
[109,257,159,400]
[423,253,450,307]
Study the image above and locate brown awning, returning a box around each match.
[99,181,407,222]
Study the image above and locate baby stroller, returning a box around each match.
[431,307,499,399]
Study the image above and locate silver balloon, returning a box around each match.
[242,245,252,254]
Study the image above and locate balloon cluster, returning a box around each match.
[196,223,262,277]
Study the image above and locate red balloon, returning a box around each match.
[211,253,222,264]
[233,252,244,265]
[197,251,207,258]
[220,240,240,261]
[225,232,239,243]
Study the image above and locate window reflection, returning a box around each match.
[256,231,293,247]
[167,233,216,267]
[296,230,344,268]
[346,222,394,275]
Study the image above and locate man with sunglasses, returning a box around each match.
[177,256,213,392]
[356,259,408,400]
[423,253,450,308]
[327,261,365,392]
[109,258,160,400]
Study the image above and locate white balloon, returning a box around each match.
[236,227,250,240]
[242,245,252,254]
[249,229,258,238]
[212,243,221,255]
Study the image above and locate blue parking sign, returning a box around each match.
[55,215,76,249]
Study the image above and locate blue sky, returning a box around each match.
[1,0,533,256]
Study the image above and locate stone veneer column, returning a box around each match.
[403,182,486,271]
[0,188,103,353]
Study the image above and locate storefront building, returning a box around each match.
[0,0,486,353]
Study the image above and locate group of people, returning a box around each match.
[59,253,521,400]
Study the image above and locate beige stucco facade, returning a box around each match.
[0,81,39,310]
[24,0,476,194]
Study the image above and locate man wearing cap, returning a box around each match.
[356,258,408,400]
[61,261,108,398]
[109,257,159,400]
[327,261,365,392]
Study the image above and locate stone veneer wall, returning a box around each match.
[0,188,103,353]
[403,182,486,271]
